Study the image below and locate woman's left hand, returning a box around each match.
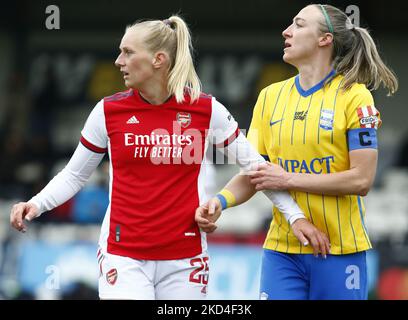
[249,162,290,191]
[195,198,222,233]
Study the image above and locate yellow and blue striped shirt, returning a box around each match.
[247,72,381,255]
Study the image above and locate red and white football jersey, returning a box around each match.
[81,89,238,260]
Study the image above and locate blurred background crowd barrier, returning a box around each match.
[0,0,407,299]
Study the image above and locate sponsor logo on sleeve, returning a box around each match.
[357,106,381,129]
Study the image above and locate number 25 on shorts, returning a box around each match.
[189,257,209,285]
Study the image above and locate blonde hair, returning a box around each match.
[127,15,201,103]
[315,4,398,96]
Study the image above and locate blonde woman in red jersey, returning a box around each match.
[10,15,328,300]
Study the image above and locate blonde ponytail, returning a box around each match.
[166,16,202,103]
[338,27,398,96]
[316,4,398,96]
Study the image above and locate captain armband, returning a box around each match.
[347,128,378,151]
[216,189,236,210]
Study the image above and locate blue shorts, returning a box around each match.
[260,249,367,300]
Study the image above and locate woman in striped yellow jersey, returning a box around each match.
[196,4,398,299]
[247,4,398,299]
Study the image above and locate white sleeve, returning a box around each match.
[81,99,108,150]
[28,142,105,216]
[208,97,239,146]
[223,131,306,225]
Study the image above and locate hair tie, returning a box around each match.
[319,4,334,34]
[163,19,173,28]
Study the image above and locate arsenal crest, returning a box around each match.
[176,112,191,128]
[106,268,118,285]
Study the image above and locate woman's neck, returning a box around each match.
[138,76,171,105]
[297,63,334,91]
[139,87,170,105]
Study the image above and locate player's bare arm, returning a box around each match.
[250,149,377,196]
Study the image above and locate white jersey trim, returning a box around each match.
[81,99,108,150]
[209,97,239,146]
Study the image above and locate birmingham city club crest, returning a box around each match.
[176,112,191,128]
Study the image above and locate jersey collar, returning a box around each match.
[295,69,336,97]
[136,90,175,106]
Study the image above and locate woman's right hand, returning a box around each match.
[291,218,331,258]
[10,202,39,233]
